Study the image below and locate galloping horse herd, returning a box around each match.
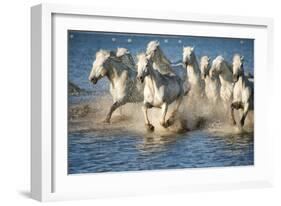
[88,40,254,132]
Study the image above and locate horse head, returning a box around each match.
[200,56,211,80]
[88,50,113,84]
[209,56,224,79]
[183,46,196,67]
[232,54,244,82]
[136,53,152,83]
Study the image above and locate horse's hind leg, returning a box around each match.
[103,101,125,123]
[167,96,183,126]
[142,103,154,132]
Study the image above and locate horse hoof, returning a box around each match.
[145,124,154,132]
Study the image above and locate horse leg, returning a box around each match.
[167,96,183,126]
[142,103,154,132]
[160,103,168,128]
[240,102,249,127]
[103,101,125,123]
[231,101,239,125]
[118,106,123,116]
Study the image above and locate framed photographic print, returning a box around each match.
[31,3,274,201]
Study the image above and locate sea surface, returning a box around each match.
[68,31,254,174]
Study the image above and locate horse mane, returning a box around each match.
[213,55,233,76]
[116,47,136,71]
[95,49,136,79]
[146,40,174,74]
[146,40,171,65]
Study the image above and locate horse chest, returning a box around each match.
[109,77,128,101]
[205,77,219,98]
[233,79,243,101]
[187,66,199,85]
[143,81,164,107]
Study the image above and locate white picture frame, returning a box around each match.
[31,3,274,202]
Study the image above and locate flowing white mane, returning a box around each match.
[116,47,136,71]
[146,40,175,75]
[96,49,136,79]
[95,49,111,60]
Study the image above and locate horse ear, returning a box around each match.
[156,40,160,46]
[191,46,195,52]
[207,57,211,62]
[240,56,244,62]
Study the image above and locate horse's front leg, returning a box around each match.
[240,102,249,127]
[160,103,168,128]
[103,100,125,123]
[231,102,237,125]
[142,103,154,132]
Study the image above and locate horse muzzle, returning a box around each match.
[90,77,98,84]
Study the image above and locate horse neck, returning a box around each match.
[106,59,128,83]
[186,60,200,77]
[145,64,160,85]
[153,54,171,71]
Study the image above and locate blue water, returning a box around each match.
[68,31,254,174]
[68,129,253,174]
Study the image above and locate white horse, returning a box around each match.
[136,53,184,132]
[200,56,220,104]
[231,54,254,127]
[88,49,143,123]
[183,47,204,99]
[209,56,233,118]
[146,40,176,76]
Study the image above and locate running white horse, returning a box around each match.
[146,40,176,75]
[209,56,233,118]
[136,53,184,132]
[183,47,204,99]
[88,50,143,123]
[200,56,220,104]
[231,54,254,127]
